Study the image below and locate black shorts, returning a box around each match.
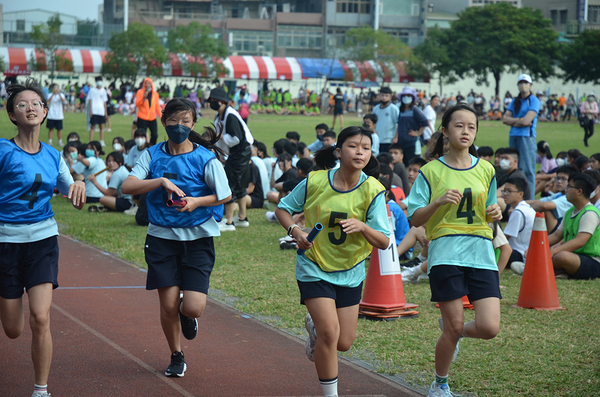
[90,115,106,125]
[334,107,344,116]
[87,197,101,204]
[573,254,600,280]
[0,236,59,299]
[250,195,264,209]
[225,147,251,201]
[46,119,63,130]
[507,250,524,266]
[428,265,502,303]
[115,198,133,212]
[297,280,363,308]
[144,234,215,293]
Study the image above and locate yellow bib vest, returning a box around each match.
[420,158,495,241]
[304,170,385,272]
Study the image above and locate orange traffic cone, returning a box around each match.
[359,205,418,320]
[436,295,473,310]
[514,212,564,311]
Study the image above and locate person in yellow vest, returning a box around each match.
[545,172,600,279]
[275,126,390,397]
[405,104,503,397]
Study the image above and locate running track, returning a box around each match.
[0,236,422,396]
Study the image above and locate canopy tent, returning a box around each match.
[0,46,426,83]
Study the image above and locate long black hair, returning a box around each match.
[431,103,478,159]
[537,140,553,160]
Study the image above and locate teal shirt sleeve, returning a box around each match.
[368,192,391,237]
[405,171,431,220]
[278,177,307,214]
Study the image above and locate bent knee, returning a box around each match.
[3,326,24,339]
[316,324,340,346]
[479,324,499,340]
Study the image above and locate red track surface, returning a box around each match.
[0,236,421,397]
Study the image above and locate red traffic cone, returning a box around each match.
[360,205,418,320]
[514,212,564,311]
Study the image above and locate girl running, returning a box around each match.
[275,126,390,397]
[121,98,231,378]
[406,104,503,397]
[0,79,86,397]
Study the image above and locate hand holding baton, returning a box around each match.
[94,166,110,177]
[296,223,323,255]
[166,199,185,207]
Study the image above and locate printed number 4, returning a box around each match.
[20,174,43,209]
[456,188,474,224]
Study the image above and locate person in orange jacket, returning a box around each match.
[135,78,162,145]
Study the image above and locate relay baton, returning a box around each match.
[93,166,109,177]
[296,223,323,255]
[166,199,185,207]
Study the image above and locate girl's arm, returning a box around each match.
[86,173,114,196]
[339,218,389,250]
[275,207,312,251]
[496,243,512,274]
[121,175,185,198]
[411,189,463,227]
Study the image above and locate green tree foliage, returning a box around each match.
[412,27,457,95]
[430,3,559,96]
[167,22,229,85]
[342,26,409,81]
[560,29,600,85]
[30,15,73,82]
[102,23,168,85]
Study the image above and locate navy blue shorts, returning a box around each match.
[428,265,502,303]
[297,280,363,308]
[90,115,106,125]
[46,119,63,130]
[0,236,59,299]
[573,254,600,280]
[115,198,133,212]
[144,234,215,293]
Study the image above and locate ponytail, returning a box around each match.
[188,125,225,158]
[544,142,553,159]
[314,145,338,170]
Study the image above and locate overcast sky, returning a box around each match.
[2,1,104,21]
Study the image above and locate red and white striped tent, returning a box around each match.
[0,47,107,76]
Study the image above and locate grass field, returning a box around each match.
[1,108,599,396]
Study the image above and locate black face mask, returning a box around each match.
[210,101,221,111]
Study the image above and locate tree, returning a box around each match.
[442,3,559,96]
[341,26,410,82]
[560,29,600,85]
[166,22,229,86]
[101,23,168,85]
[412,27,458,95]
[30,15,73,82]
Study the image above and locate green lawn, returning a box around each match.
[1,109,599,396]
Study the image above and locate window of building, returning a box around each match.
[278,25,323,49]
[550,10,558,25]
[381,0,419,16]
[589,6,600,23]
[230,30,273,54]
[336,0,371,14]
[16,20,25,32]
[560,9,568,24]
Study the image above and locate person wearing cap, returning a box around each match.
[392,86,428,166]
[372,86,399,154]
[502,73,540,200]
[209,87,255,232]
[579,92,598,147]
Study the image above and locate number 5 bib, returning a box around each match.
[303,170,385,272]
[420,158,495,242]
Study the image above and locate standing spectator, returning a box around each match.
[392,86,428,166]
[563,94,575,121]
[210,87,254,231]
[423,95,439,145]
[332,88,345,130]
[46,84,67,147]
[136,78,162,145]
[373,86,399,154]
[88,76,108,146]
[580,92,598,147]
[503,92,512,113]
[502,74,539,200]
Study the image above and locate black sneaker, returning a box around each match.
[165,351,186,377]
[179,301,198,340]
[401,257,423,268]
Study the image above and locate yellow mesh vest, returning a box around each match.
[304,170,385,272]
[420,158,495,241]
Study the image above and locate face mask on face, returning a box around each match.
[588,97,595,102]
[134,138,146,148]
[70,151,78,160]
[210,101,221,111]
[317,134,324,141]
[113,143,123,152]
[401,96,413,105]
[96,81,102,88]
[556,158,565,167]
[499,159,511,171]
[165,124,192,144]
[85,149,95,158]
[591,189,598,200]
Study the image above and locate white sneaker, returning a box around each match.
[107,128,112,132]
[124,205,138,215]
[219,222,236,232]
[427,381,455,397]
[304,313,317,362]
[279,235,295,242]
[234,217,249,228]
[100,140,106,147]
[438,318,460,362]
[58,139,64,146]
[401,266,422,284]
[511,261,525,275]
[32,391,51,397]
[265,211,278,222]
[48,139,53,145]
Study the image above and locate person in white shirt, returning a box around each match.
[372,86,399,153]
[88,76,108,146]
[423,95,439,145]
[46,84,67,146]
[502,176,536,275]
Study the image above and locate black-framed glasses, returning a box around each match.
[502,189,518,195]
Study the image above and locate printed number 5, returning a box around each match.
[328,211,348,245]
[456,188,474,224]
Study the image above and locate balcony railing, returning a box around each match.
[566,20,600,35]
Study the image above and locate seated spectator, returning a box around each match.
[502,176,536,275]
[379,176,409,251]
[496,147,530,218]
[72,142,108,204]
[112,136,126,154]
[546,173,600,279]
[250,141,270,199]
[286,131,300,144]
[377,152,405,193]
[281,157,314,195]
[535,141,557,195]
[244,158,265,209]
[362,113,380,157]
[567,149,582,167]
[322,130,336,147]
[267,152,297,204]
[66,131,80,143]
[477,146,494,163]
[585,170,600,211]
[389,144,410,194]
[87,151,133,212]
[407,157,427,191]
[576,155,591,172]
[307,123,328,153]
[590,153,600,171]
[126,128,149,169]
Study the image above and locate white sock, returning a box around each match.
[417,253,426,262]
[320,377,338,397]
[413,265,424,276]
[34,384,47,393]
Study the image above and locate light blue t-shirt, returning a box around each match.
[307,139,324,153]
[72,156,108,199]
[126,145,147,167]
[373,103,399,144]
[507,95,540,138]
[108,165,132,203]
[130,146,232,241]
[541,192,572,220]
[278,171,390,288]
[405,155,498,273]
[251,155,270,199]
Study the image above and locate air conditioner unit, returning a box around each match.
[282,3,291,12]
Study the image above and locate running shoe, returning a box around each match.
[179,301,198,340]
[427,381,456,397]
[32,391,51,397]
[401,257,423,269]
[165,351,187,377]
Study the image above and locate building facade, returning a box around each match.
[522,0,600,36]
